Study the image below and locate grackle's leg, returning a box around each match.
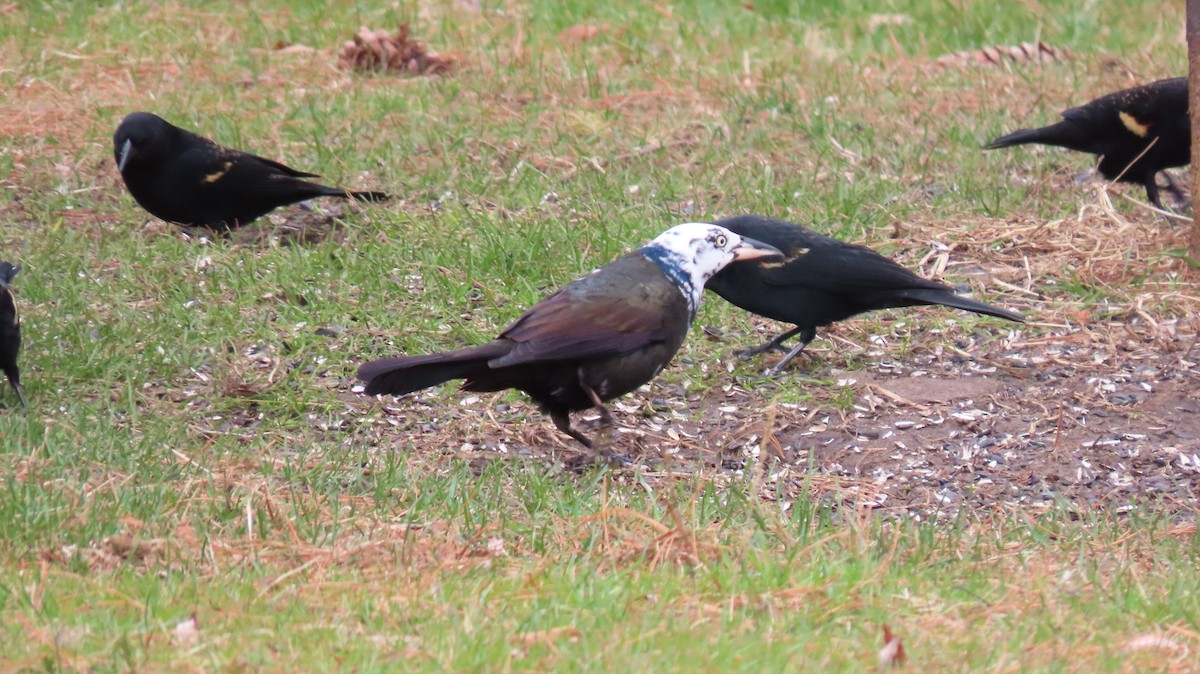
[576,369,631,466]
[550,408,593,449]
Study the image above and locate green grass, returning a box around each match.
[1,0,1198,670]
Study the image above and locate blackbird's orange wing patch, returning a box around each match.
[1118,111,1151,138]
[203,160,235,183]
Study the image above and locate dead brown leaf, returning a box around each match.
[338,25,454,76]
[558,24,606,45]
[878,624,907,670]
[932,41,1069,68]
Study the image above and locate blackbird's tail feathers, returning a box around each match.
[304,184,390,202]
[985,120,1090,152]
[346,190,390,203]
[892,288,1024,323]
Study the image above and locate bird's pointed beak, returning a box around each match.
[117,138,133,172]
[732,236,783,262]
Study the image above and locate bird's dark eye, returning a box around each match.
[715,235,728,248]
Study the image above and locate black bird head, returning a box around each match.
[0,262,18,288]
[114,112,178,173]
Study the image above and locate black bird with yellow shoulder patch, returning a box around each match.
[986,77,1188,209]
[706,216,1024,373]
[359,223,781,461]
[0,262,26,407]
[114,112,389,231]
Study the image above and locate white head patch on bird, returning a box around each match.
[638,222,782,319]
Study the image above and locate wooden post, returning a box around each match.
[1189,0,1200,258]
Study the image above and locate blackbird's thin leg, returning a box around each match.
[12,382,26,409]
[1143,175,1165,210]
[767,329,818,374]
[734,326,805,359]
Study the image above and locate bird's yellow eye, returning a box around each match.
[715,235,728,248]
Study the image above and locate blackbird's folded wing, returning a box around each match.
[757,244,948,295]
[187,128,321,179]
[1060,78,1187,137]
[184,145,336,204]
[235,151,321,179]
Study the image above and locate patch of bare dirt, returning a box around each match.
[230,202,354,247]
[748,318,1200,521]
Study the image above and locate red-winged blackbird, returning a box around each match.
[358,223,781,460]
[0,262,26,407]
[986,77,1189,209]
[706,215,1024,373]
[114,112,389,231]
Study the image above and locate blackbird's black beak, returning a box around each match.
[732,236,783,262]
[117,138,133,172]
